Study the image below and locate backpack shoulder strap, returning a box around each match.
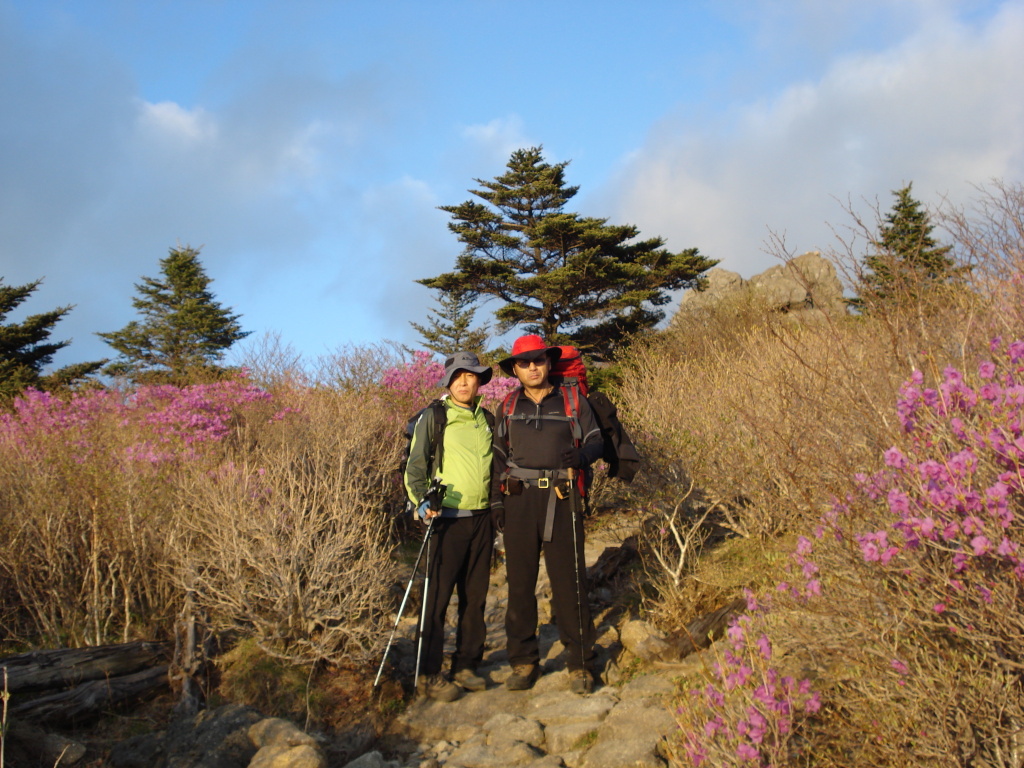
[497,389,520,445]
[427,399,448,474]
[560,383,583,445]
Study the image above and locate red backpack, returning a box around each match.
[549,345,589,396]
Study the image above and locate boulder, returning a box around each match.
[678,251,847,318]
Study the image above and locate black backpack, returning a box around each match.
[402,399,448,479]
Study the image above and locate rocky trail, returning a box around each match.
[357,519,709,768]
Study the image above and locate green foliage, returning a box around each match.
[98,245,250,384]
[409,286,490,358]
[856,183,956,308]
[215,638,320,720]
[420,146,716,360]
[0,277,105,400]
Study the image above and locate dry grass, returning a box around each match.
[0,358,406,669]
[622,180,1024,766]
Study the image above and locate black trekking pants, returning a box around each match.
[503,485,596,671]
[420,512,493,676]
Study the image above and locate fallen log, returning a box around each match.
[8,665,170,726]
[0,640,168,693]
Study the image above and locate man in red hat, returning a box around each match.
[491,335,603,694]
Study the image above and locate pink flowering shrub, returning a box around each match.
[0,377,283,645]
[381,350,518,413]
[759,339,1024,765]
[670,340,1024,766]
[672,594,821,766]
[0,376,399,662]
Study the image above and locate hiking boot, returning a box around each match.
[505,663,539,691]
[418,673,463,702]
[453,668,487,692]
[569,669,595,695]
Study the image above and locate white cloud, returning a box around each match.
[137,100,217,144]
[606,2,1024,274]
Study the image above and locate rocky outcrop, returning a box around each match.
[107,705,329,768]
[678,251,847,319]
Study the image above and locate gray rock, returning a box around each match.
[5,720,88,768]
[482,712,544,748]
[677,252,847,319]
[619,620,674,663]
[109,704,263,768]
[339,751,401,768]
[248,744,327,768]
[543,722,601,754]
[447,737,543,767]
[527,691,616,726]
[599,699,675,744]
[249,718,318,749]
[617,673,676,702]
[578,739,666,768]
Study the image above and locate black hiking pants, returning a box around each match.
[420,512,493,676]
[503,485,596,671]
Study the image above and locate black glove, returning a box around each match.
[559,446,581,468]
[491,506,505,533]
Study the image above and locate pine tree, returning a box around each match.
[0,278,105,400]
[419,146,716,360]
[98,246,250,383]
[857,183,955,306]
[409,287,490,358]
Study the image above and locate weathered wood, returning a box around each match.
[0,640,169,693]
[587,536,638,589]
[675,597,747,657]
[8,665,169,725]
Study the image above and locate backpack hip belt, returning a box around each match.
[506,465,571,542]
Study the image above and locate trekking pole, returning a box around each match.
[567,468,587,680]
[373,478,446,689]
[414,518,435,690]
[373,516,436,688]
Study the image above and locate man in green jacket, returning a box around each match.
[404,351,495,701]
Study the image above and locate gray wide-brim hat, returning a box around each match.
[441,351,493,388]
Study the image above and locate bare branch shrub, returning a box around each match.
[311,342,408,391]
[940,179,1024,341]
[234,331,311,390]
[0,396,186,646]
[659,181,1024,765]
[172,386,403,664]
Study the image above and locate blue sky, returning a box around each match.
[2,0,1023,371]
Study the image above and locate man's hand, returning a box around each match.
[417,500,440,521]
[491,506,505,533]
[559,446,581,468]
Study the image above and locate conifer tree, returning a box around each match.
[419,146,716,360]
[98,246,250,383]
[409,287,490,358]
[0,278,105,400]
[857,183,955,306]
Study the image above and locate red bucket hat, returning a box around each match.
[498,334,562,376]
